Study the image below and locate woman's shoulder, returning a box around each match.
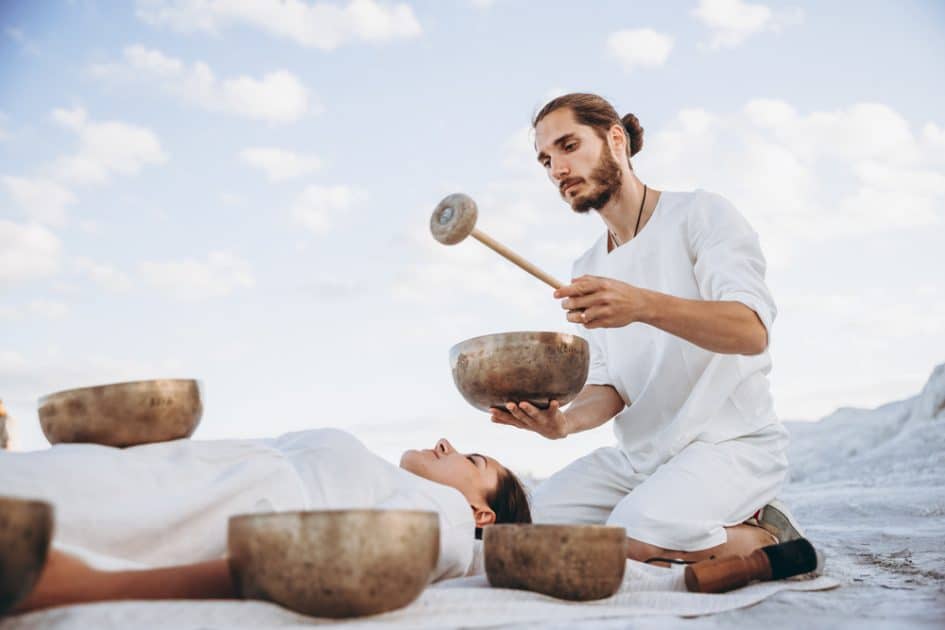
[272,428,370,456]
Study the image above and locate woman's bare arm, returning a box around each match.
[15,549,235,614]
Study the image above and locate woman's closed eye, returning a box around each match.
[466,453,487,470]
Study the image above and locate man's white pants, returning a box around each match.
[531,423,789,551]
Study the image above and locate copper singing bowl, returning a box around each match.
[449,332,589,412]
[38,379,203,447]
[0,497,53,615]
[484,524,628,601]
[228,510,439,618]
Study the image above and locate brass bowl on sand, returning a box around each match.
[0,497,53,615]
[484,523,628,601]
[228,510,439,618]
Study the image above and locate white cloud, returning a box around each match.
[136,0,422,51]
[0,220,61,286]
[5,26,40,55]
[92,45,312,124]
[139,251,255,299]
[220,192,246,207]
[239,147,323,181]
[2,176,75,226]
[692,0,803,50]
[74,257,133,292]
[30,299,69,319]
[607,28,674,72]
[50,106,167,185]
[640,99,945,266]
[291,185,367,234]
[0,300,68,321]
[922,122,945,168]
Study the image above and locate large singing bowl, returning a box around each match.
[484,524,628,601]
[228,510,439,618]
[38,379,203,447]
[449,332,589,412]
[0,497,53,616]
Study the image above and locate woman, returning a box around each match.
[491,92,800,564]
[3,428,530,612]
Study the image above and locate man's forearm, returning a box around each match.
[563,384,625,436]
[640,290,767,355]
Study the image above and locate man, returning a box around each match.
[490,93,803,564]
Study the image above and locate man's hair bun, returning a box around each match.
[622,113,644,157]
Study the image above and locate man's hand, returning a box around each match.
[490,400,570,440]
[554,275,652,329]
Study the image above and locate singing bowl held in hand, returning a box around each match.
[484,523,628,601]
[228,510,440,618]
[0,497,53,615]
[38,379,203,447]
[449,332,589,412]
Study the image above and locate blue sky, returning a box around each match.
[2,0,943,476]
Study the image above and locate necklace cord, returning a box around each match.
[610,184,648,248]
[633,184,647,239]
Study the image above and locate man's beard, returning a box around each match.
[565,145,623,214]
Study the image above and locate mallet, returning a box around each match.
[684,538,824,594]
[430,193,564,290]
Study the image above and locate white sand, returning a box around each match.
[565,362,945,629]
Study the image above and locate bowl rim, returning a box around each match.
[37,378,203,407]
[228,508,440,528]
[484,523,626,536]
[0,495,54,514]
[449,330,588,356]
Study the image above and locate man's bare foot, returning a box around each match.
[627,523,779,566]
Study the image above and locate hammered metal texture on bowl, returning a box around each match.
[484,523,627,601]
[228,510,439,618]
[37,379,203,447]
[0,496,53,615]
[449,331,589,412]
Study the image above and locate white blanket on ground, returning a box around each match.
[1,560,839,629]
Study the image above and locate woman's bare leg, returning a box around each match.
[626,523,777,565]
[15,549,235,614]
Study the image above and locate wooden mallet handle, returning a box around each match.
[471,228,564,290]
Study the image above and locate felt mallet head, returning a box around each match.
[431,193,478,245]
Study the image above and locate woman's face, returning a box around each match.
[400,438,501,522]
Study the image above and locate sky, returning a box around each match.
[1,0,943,477]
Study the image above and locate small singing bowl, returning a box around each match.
[37,379,203,447]
[228,510,440,618]
[449,332,589,412]
[484,524,628,601]
[0,497,53,616]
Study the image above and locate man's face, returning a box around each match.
[400,438,500,506]
[535,108,623,213]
